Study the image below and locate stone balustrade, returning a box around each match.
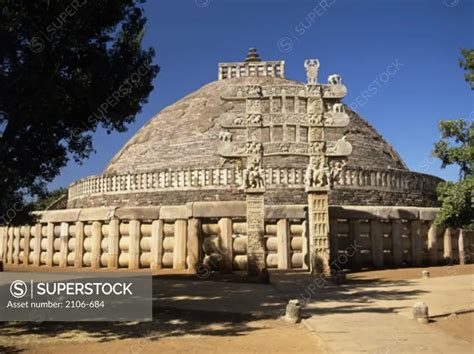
[68,167,442,202]
[1,203,471,272]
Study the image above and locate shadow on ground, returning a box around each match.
[0,270,429,351]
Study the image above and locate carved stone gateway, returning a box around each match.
[217,52,352,277]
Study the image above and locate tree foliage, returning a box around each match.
[433,49,474,230]
[0,0,159,223]
[435,176,474,230]
[432,119,473,179]
[459,48,474,90]
[31,187,68,211]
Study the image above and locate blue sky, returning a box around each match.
[50,0,474,190]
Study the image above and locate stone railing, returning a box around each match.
[68,167,442,202]
[1,204,471,272]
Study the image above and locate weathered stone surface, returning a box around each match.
[160,205,192,220]
[78,207,117,221]
[39,209,82,223]
[419,208,439,221]
[265,205,305,219]
[114,207,160,220]
[192,201,246,218]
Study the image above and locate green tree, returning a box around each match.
[459,48,474,89]
[432,119,473,179]
[432,49,474,263]
[31,187,68,211]
[0,0,159,224]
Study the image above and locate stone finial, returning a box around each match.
[245,48,261,62]
[304,59,320,84]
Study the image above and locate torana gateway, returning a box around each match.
[1,49,471,275]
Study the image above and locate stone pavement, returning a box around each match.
[272,272,474,353]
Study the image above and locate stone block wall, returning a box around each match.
[1,203,472,272]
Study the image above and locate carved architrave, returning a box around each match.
[218,141,263,157]
[263,142,308,156]
[306,85,322,97]
[220,112,247,128]
[308,142,325,155]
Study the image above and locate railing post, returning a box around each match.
[13,227,20,265]
[187,218,200,273]
[108,218,119,269]
[91,221,102,269]
[349,219,361,270]
[459,229,466,265]
[34,224,42,266]
[59,222,69,268]
[23,226,31,265]
[218,218,233,272]
[74,221,84,268]
[410,220,422,266]
[277,219,290,269]
[392,220,403,267]
[370,220,384,268]
[443,227,453,264]
[129,220,140,270]
[46,223,54,267]
[427,223,438,265]
[151,220,163,270]
[173,220,187,270]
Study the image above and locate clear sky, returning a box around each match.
[50,0,474,190]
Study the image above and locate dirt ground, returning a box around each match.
[431,312,474,345]
[348,263,474,281]
[348,264,474,346]
[0,318,321,354]
[0,307,322,354]
[1,264,472,353]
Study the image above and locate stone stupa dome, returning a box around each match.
[68,50,441,208]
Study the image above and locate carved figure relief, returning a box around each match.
[326,136,352,156]
[308,142,325,155]
[328,159,347,187]
[305,156,329,187]
[333,103,344,113]
[245,142,263,154]
[327,74,342,85]
[219,131,232,142]
[307,97,323,115]
[309,127,324,142]
[233,116,245,125]
[246,85,262,96]
[304,59,320,84]
[242,156,265,189]
[246,114,262,125]
[246,99,261,113]
[309,114,324,125]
